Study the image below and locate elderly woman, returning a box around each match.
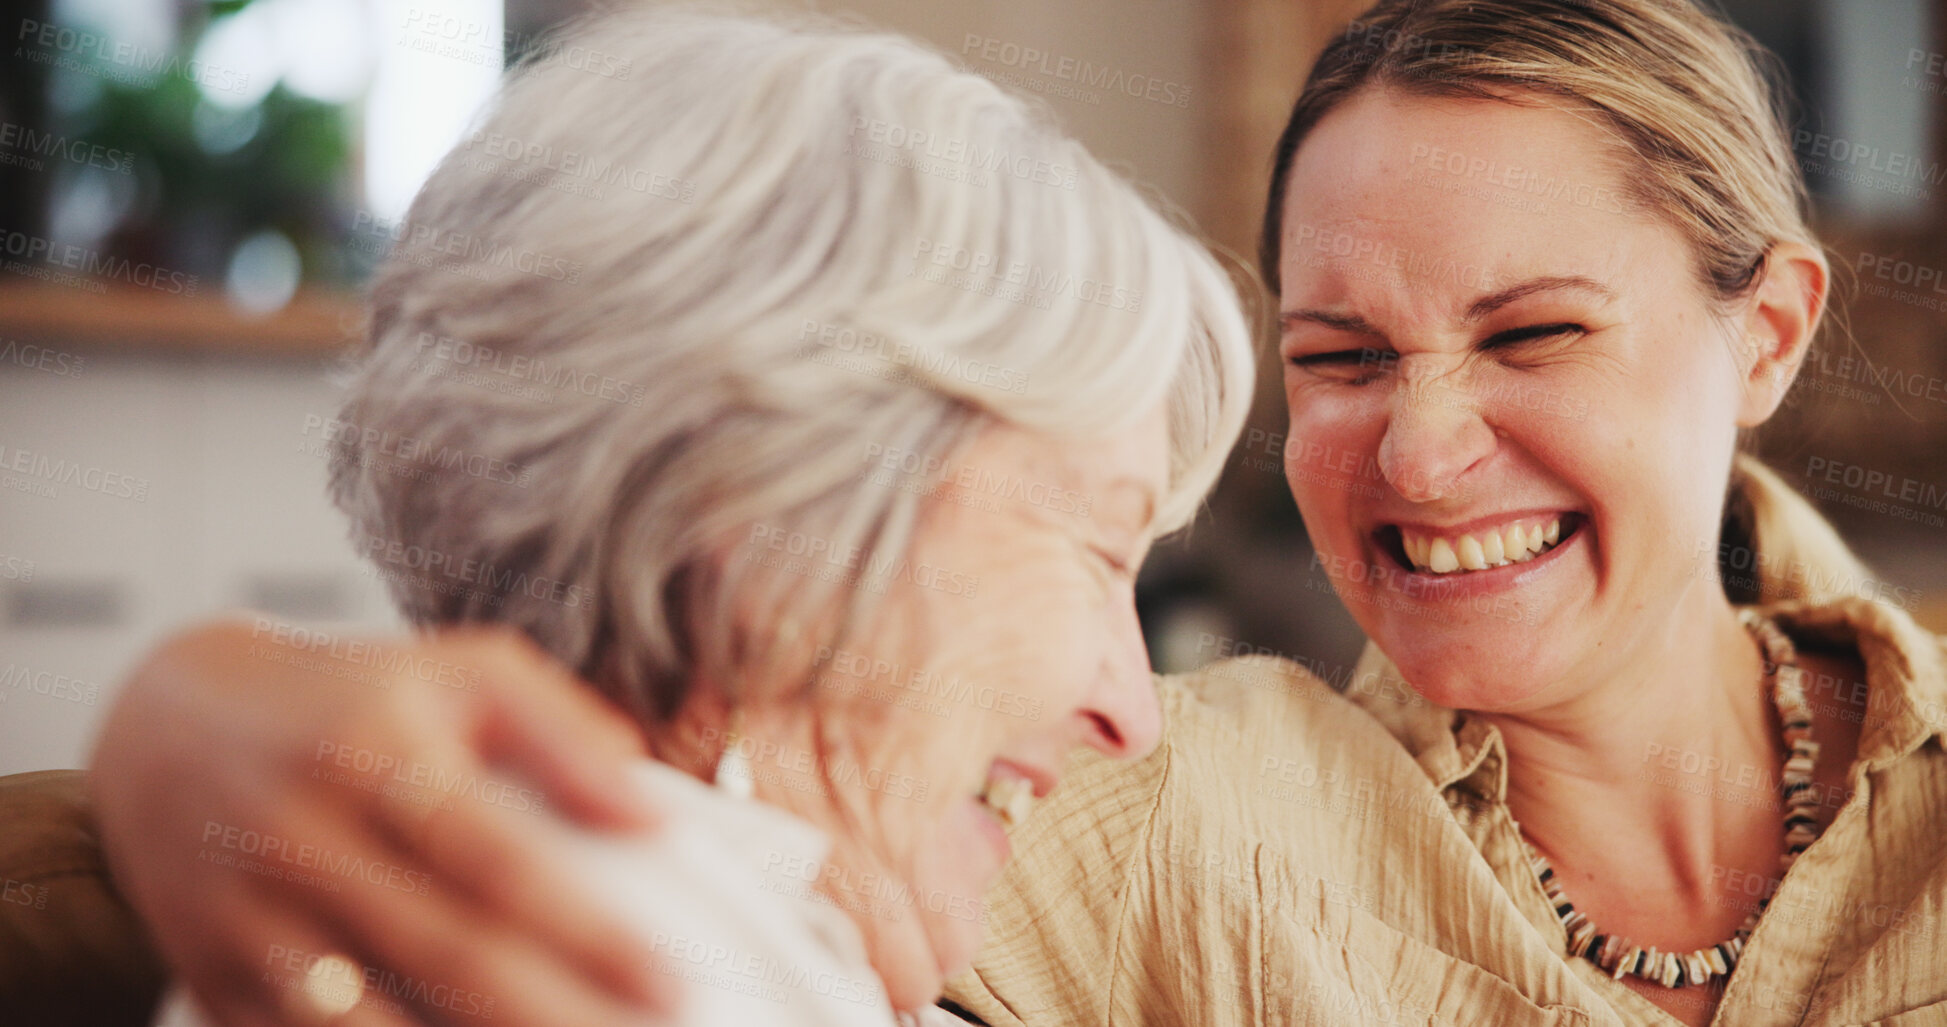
[5,6,1256,1026]
[7,0,1945,1025]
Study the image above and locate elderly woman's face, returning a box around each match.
[755,409,1168,1008]
[1276,89,1756,710]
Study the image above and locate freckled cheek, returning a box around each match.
[1284,403,1381,545]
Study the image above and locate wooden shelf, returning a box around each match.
[0,283,362,357]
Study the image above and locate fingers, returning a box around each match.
[172,886,381,1027]
[310,857,664,1027]
[456,632,659,831]
[96,619,677,1026]
[367,764,671,1012]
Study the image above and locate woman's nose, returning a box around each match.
[1077,606,1163,762]
[1377,370,1496,503]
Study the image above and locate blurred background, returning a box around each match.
[1,0,1944,773]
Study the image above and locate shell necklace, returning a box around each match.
[1521,610,1820,989]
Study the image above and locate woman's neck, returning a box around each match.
[1474,590,1777,886]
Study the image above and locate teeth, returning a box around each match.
[1400,516,1566,575]
[1427,537,1458,574]
[977,772,1035,828]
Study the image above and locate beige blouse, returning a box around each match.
[942,596,1947,1026]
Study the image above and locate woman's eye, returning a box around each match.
[1483,323,1587,351]
[1285,349,1390,385]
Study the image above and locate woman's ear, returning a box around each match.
[1736,241,1829,427]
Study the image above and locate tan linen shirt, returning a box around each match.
[943,596,1947,1026]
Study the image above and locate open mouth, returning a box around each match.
[974,767,1036,828]
[1378,513,1584,575]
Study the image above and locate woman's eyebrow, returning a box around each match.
[1278,309,1381,336]
[1279,275,1612,338]
[1463,275,1613,322]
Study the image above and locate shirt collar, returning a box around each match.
[1762,595,1947,767]
[1347,643,1509,801]
[1343,594,1947,801]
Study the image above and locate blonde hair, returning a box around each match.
[1262,0,1872,605]
[331,7,1255,722]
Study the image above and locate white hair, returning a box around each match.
[331,4,1255,721]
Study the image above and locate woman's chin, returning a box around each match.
[922,800,1010,973]
[1382,643,1562,712]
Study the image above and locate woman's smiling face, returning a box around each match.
[1277,88,1771,711]
[732,412,1170,1013]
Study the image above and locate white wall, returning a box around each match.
[0,351,402,772]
